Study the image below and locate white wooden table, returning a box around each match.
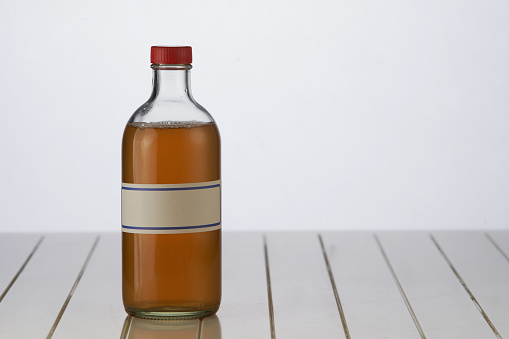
[0,232,508,339]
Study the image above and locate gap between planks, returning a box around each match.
[263,235,277,339]
[120,316,133,339]
[0,236,44,303]
[196,318,204,339]
[47,235,100,338]
[430,234,503,339]
[485,233,509,265]
[374,234,426,339]
[318,234,351,339]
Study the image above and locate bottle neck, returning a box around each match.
[150,64,193,101]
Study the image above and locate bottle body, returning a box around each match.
[122,47,221,319]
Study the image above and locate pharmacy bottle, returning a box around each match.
[122,46,221,319]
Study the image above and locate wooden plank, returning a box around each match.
[0,233,42,301]
[322,232,421,339]
[378,232,496,338]
[266,232,345,339]
[213,232,271,339]
[52,233,125,339]
[0,233,97,339]
[432,231,509,338]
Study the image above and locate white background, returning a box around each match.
[1,0,508,232]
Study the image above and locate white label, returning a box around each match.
[122,180,221,234]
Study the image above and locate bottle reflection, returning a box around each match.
[121,315,222,339]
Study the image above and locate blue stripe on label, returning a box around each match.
[122,222,221,231]
[122,184,220,191]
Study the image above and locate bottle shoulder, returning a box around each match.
[128,97,214,124]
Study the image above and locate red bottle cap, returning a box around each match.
[151,46,192,64]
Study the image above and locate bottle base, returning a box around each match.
[125,306,219,320]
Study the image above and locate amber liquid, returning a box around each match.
[122,121,221,319]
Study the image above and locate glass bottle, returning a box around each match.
[122,46,221,319]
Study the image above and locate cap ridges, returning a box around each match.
[151,46,192,64]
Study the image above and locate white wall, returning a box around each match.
[1,0,508,232]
